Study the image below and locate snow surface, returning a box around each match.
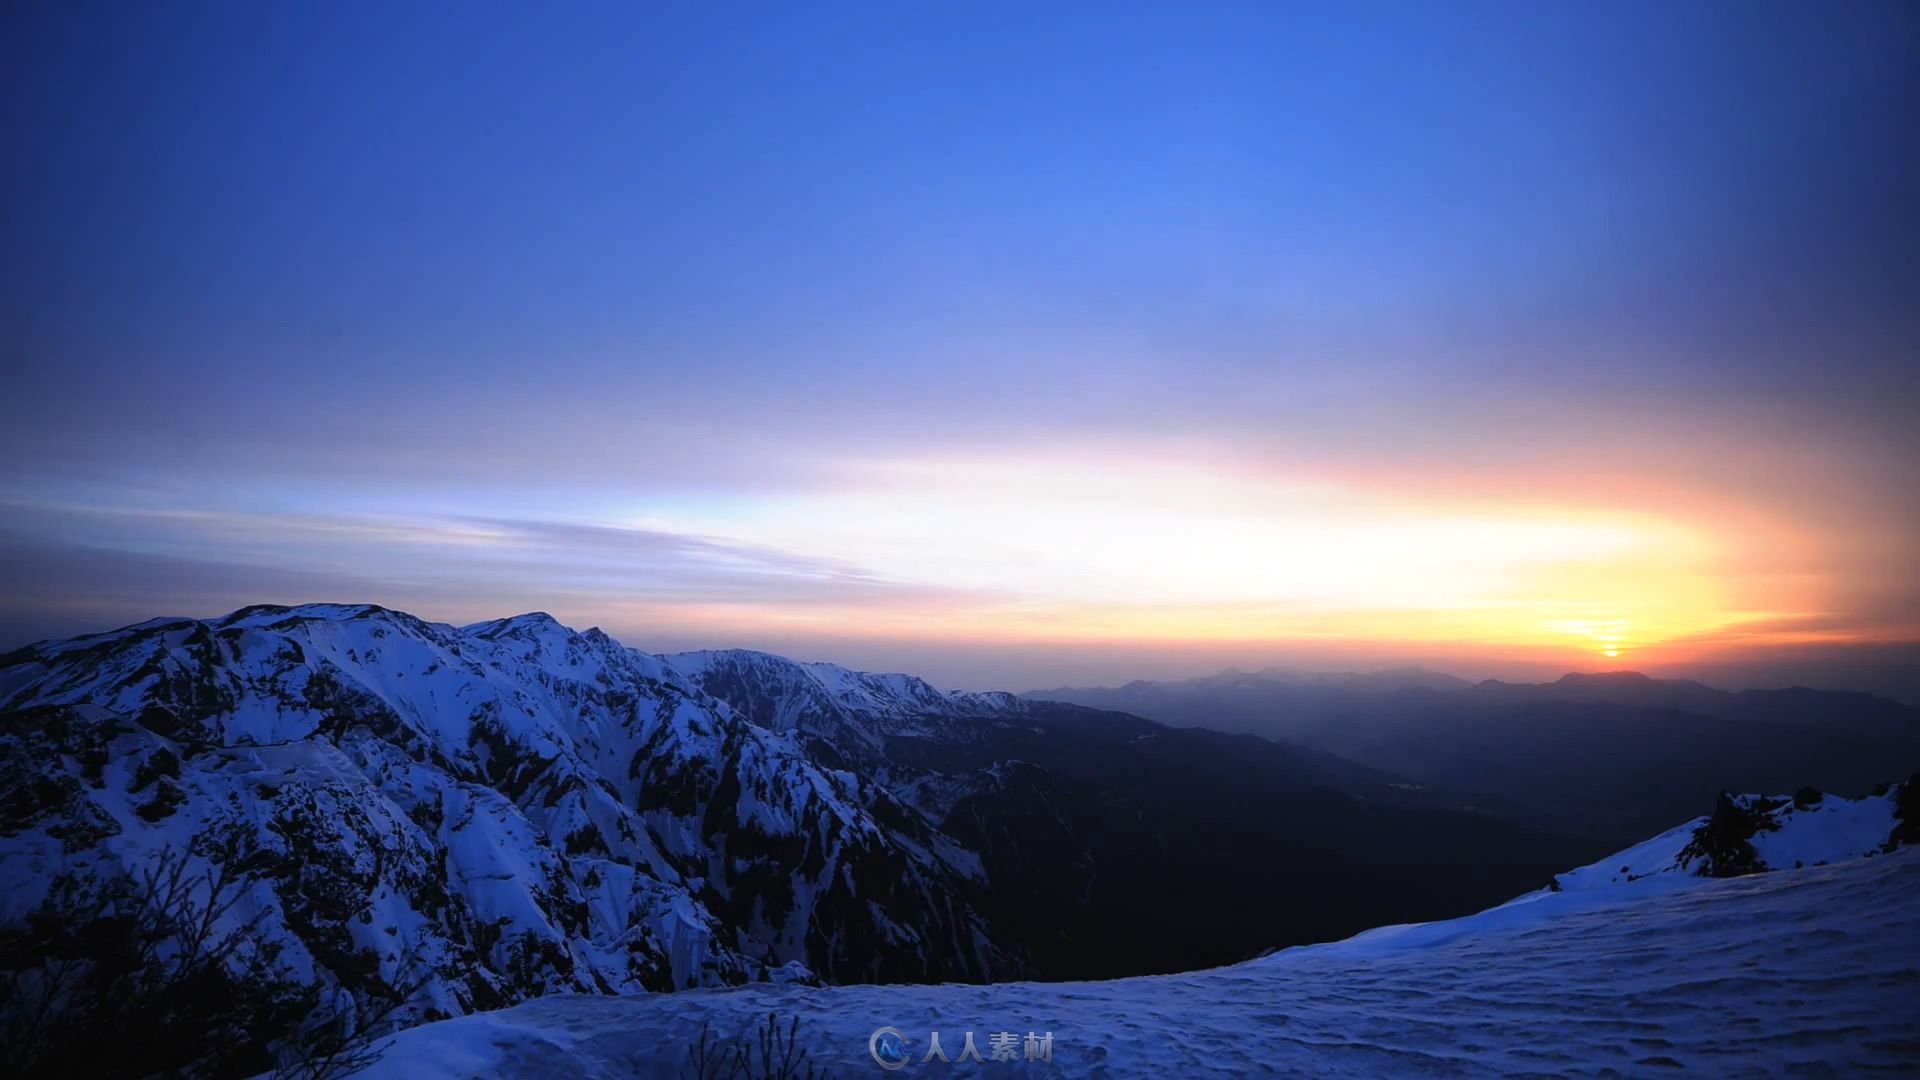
[366,846,1920,1077]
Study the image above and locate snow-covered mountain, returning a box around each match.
[364,783,1920,1078]
[0,603,1020,1028]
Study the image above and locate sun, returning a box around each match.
[1546,617,1632,662]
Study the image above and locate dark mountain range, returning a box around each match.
[1028,668,1920,840]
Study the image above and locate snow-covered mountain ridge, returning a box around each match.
[1,603,1022,1026]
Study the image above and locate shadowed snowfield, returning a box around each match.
[367,846,1920,1078]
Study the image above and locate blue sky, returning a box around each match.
[3,2,1917,695]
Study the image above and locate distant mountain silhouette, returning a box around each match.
[1027,670,1920,841]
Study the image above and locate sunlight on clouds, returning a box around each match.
[623,456,1764,655]
[1,452,1824,667]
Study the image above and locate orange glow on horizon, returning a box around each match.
[608,452,1864,661]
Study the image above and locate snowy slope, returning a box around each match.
[366,797,1920,1078]
[1552,787,1907,888]
[1313,783,1914,958]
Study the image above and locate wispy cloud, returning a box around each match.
[0,500,1001,646]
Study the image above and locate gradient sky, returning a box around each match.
[3,2,1918,697]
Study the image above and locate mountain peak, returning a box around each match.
[219,601,394,625]
[460,611,571,639]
